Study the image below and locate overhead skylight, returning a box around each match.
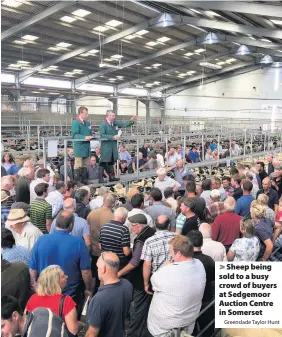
[72,9,91,17]
[136,30,149,35]
[190,8,201,14]
[111,54,123,59]
[73,69,83,73]
[14,40,28,45]
[125,35,136,40]
[116,76,124,79]
[56,42,72,48]
[200,62,222,69]
[153,81,161,85]
[49,66,58,69]
[194,48,205,53]
[157,37,170,42]
[94,26,109,32]
[205,10,221,17]
[187,70,196,75]
[108,78,117,81]
[216,61,225,65]
[64,72,75,76]
[152,63,162,67]
[104,58,115,62]
[22,35,39,41]
[261,38,271,42]
[88,49,99,54]
[2,0,22,7]
[48,47,61,51]
[144,67,152,69]
[185,52,193,56]
[1,73,15,83]
[17,60,30,64]
[165,74,171,76]
[225,58,236,63]
[146,41,158,46]
[270,19,282,25]
[61,16,77,23]
[106,20,123,27]
[9,64,21,68]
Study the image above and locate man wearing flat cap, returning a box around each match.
[118,213,155,337]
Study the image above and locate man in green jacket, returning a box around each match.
[99,110,136,183]
[71,106,93,184]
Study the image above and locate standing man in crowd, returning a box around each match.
[71,106,93,185]
[99,109,136,183]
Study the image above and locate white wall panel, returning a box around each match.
[165,68,282,120]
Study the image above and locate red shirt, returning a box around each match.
[211,211,241,246]
[25,293,76,318]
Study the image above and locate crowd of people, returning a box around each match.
[1,139,282,337]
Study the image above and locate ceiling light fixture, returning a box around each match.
[202,32,221,45]
[56,42,72,48]
[225,58,236,63]
[152,63,162,67]
[72,9,91,17]
[94,26,109,32]
[105,20,123,27]
[17,60,30,64]
[60,16,77,23]
[22,35,39,41]
[125,35,136,40]
[99,63,120,68]
[73,69,83,73]
[260,55,274,64]
[236,45,251,55]
[144,67,152,69]
[185,52,193,56]
[216,61,225,65]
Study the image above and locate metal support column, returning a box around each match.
[250,133,253,154]
[201,134,204,161]
[136,137,140,179]
[64,140,68,185]
[15,74,21,117]
[243,129,246,156]
[146,102,150,135]
[71,80,76,117]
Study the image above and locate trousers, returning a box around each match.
[127,289,152,337]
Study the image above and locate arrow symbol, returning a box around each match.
[220,265,225,270]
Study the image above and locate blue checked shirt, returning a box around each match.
[1,245,30,266]
[1,206,10,228]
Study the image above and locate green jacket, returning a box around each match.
[71,118,92,158]
[99,119,134,163]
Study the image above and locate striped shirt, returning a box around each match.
[99,220,130,259]
[30,199,52,233]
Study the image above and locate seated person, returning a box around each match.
[132,152,146,172]
[119,160,129,175]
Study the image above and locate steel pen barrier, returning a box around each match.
[40,133,282,186]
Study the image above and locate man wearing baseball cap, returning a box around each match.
[118,213,155,337]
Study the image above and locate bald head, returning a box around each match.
[97,251,120,282]
[199,223,212,239]
[156,215,170,230]
[262,177,271,191]
[63,198,76,213]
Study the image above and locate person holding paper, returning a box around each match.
[71,106,93,185]
[98,110,136,183]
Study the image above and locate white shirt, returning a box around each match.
[6,222,42,252]
[201,238,227,262]
[148,259,206,336]
[154,176,181,197]
[165,152,180,167]
[205,153,214,161]
[124,208,154,244]
[30,178,45,201]
[156,154,165,168]
[35,165,55,187]
[45,190,64,218]
[89,195,104,211]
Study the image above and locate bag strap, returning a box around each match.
[59,295,66,319]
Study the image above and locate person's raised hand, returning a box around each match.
[131,116,137,121]
[114,135,120,140]
[85,136,93,141]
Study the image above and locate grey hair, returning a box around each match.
[257,193,269,206]
[106,109,114,116]
[224,196,236,212]
[103,257,120,270]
